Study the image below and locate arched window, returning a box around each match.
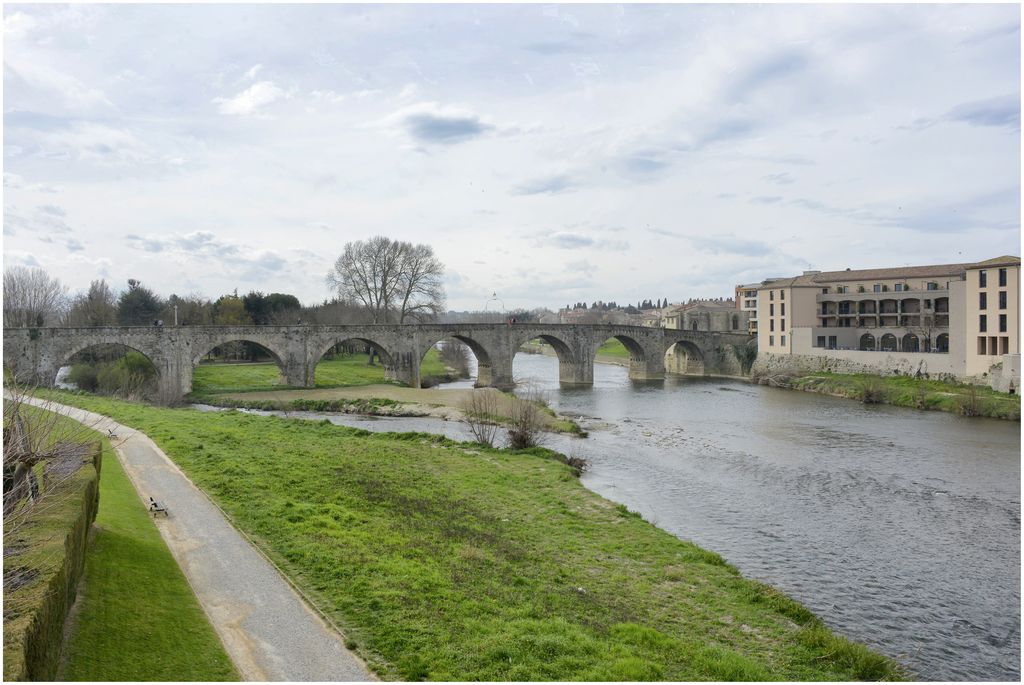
[691,320,698,331]
[901,333,919,352]
[731,314,739,330]
[859,333,875,351]
[935,333,949,353]
[880,333,897,351]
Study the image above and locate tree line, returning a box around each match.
[565,298,670,313]
[3,236,448,329]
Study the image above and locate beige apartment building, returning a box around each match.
[755,256,1020,384]
[734,284,760,334]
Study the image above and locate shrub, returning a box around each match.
[66,364,99,392]
[506,386,547,450]
[460,391,501,448]
[857,377,886,404]
[956,386,982,417]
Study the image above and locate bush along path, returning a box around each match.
[34,391,905,681]
[22,396,373,682]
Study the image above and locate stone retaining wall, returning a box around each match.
[3,444,102,681]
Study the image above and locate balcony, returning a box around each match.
[817,288,948,303]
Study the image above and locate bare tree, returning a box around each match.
[64,279,117,326]
[325,236,445,324]
[3,266,68,327]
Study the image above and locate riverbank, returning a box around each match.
[754,371,1020,420]
[28,389,904,681]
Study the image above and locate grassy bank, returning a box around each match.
[787,372,1020,420]
[596,338,630,359]
[54,415,237,680]
[36,390,903,681]
[190,348,449,399]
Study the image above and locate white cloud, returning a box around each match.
[3,11,38,40]
[214,81,288,116]
[5,58,112,111]
[243,64,264,81]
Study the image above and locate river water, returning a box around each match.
[196,352,1020,680]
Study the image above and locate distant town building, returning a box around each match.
[663,299,749,332]
[755,255,1020,385]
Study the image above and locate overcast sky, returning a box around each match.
[3,3,1020,311]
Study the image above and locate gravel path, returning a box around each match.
[24,397,374,682]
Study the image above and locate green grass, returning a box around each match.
[48,415,238,681]
[36,390,905,681]
[791,372,1020,420]
[191,348,448,398]
[596,338,631,359]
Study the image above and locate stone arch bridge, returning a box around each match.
[3,324,753,401]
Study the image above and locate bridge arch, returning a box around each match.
[416,334,492,387]
[511,330,585,386]
[593,334,646,363]
[55,341,162,397]
[192,338,287,369]
[311,336,399,386]
[664,337,705,376]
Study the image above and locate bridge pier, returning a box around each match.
[628,355,666,381]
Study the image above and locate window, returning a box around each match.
[781,319,786,331]
[821,288,829,294]
[999,314,1007,333]
[999,291,1007,309]
[821,303,828,315]
[895,283,903,292]
[816,336,826,348]
[999,268,1007,287]
[980,292,987,310]
[781,303,786,316]
[927,282,938,290]
[770,319,775,332]
[780,335,786,346]
[1001,337,1009,355]
[769,291,774,301]
[873,284,881,293]
[837,286,847,294]
[980,315,987,332]
[978,337,987,355]
[769,304,774,316]
[780,290,784,300]
[828,336,837,350]
[769,335,775,346]
[979,270,987,287]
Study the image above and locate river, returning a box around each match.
[197,352,1019,680]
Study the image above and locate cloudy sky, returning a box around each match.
[3,3,1020,311]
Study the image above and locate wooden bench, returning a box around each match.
[148,497,168,517]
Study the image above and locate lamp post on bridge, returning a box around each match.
[483,292,505,323]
